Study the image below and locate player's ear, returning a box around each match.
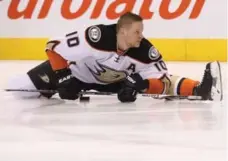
[122,27,128,36]
[119,27,123,33]
[119,27,125,35]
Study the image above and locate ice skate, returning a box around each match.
[193,61,223,101]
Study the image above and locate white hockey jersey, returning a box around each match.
[46,24,169,86]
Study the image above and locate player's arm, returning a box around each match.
[45,46,79,100]
[46,46,68,71]
[44,25,109,100]
[117,73,149,102]
[117,63,170,103]
[45,38,82,100]
[45,24,109,71]
[118,40,169,102]
[45,26,95,71]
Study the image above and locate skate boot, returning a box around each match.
[193,61,223,101]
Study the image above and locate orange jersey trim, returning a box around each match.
[46,50,68,71]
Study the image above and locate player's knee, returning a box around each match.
[7,74,41,98]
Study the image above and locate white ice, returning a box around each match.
[0,61,227,161]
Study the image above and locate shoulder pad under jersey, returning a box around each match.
[126,38,162,64]
[85,24,117,52]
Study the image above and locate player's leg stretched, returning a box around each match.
[162,61,222,101]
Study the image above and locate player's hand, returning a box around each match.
[55,68,81,100]
[117,73,148,102]
[117,86,137,102]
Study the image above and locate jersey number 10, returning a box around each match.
[154,60,168,71]
[66,31,80,47]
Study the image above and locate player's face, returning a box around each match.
[125,21,144,48]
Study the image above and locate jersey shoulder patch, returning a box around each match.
[87,26,102,43]
[126,38,162,64]
[85,24,117,52]
[148,45,161,61]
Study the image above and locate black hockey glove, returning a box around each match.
[55,68,81,100]
[118,73,149,103]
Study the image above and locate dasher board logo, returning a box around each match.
[88,26,101,43]
[6,0,205,20]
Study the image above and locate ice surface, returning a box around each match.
[0,61,227,161]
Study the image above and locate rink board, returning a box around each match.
[0,0,227,61]
[0,38,226,61]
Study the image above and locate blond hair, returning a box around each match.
[117,12,143,32]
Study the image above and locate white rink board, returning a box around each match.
[0,0,226,38]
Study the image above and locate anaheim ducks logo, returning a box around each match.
[38,73,50,83]
[86,62,127,83]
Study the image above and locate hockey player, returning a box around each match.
[7,12,222,102]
